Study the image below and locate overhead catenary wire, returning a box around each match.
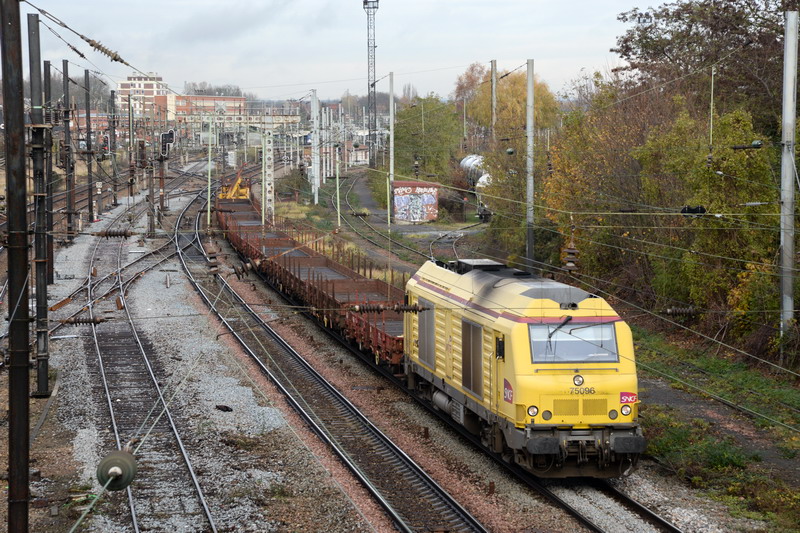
[364,166,794,276]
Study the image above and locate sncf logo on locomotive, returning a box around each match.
[503,379,513,403]
[620,392,638,404]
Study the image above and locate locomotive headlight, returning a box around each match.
[573,375,584,386]
[621,405,632,416]
[527,405,539,417]
[542,410,552,421]
[608,410,618,420]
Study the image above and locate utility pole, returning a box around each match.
[780,10,798,360]
[389,71,394,230]
[526,59,535,267]
[311,89,320,205]
[2,2,31,530]
[110,90,118,206]
[63,60,75,240]
[363,0,379,166]
[85,70,94,221]
[44,60,54,283]
[491,59,497,142]
[29,13,51,400]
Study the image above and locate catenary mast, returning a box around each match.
[364,0,378,167]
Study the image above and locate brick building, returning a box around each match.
[116,72,169,118]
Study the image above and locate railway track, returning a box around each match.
[253,196,685,532]
[289,288,683,533]
[50,166,218,532]
[179,198,487,532]
[25,166,202,337]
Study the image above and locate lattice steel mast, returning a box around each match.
[363,0,378,167]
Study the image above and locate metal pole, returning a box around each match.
[44,60,54,284]
[128,95,134,196]
[261,131,266,227]
[29,13,50,400]
[206,116,213,229]
[326,108,331,182]
[110,90,118,205]
[265,128,274,224]
[336,147,341,227]
[709,66,716,149]
[526,59,535,265]
[85,70,94,221]
[2,2,31,529]
[491,59,497,142]
[321,106,327,184]
[128,94,133,161]
[159,155,165,221]
[364,0,379,167]
[63,59,74,240]
[463,98,467,149]
[780,10,798,359]
[311,89,320,205]
[388,71,394,230]
[147,153,154,237]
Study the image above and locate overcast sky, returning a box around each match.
[18,0,650,101]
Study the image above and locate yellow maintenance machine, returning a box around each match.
[218,165,251,200]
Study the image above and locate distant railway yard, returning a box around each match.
[1,1,800,532]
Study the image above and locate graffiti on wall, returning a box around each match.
[393,185,438,223]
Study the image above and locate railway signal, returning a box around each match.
[160,129,175,157]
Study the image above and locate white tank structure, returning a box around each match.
[459,155,492,221]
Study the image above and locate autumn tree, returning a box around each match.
[634,108,778,325]
[613,0,786,134]
[393,93,462,182]
[460,67,560,265]
[468,69,559,141]
[453,62,488,104]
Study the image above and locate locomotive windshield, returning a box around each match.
[529,321,619,363]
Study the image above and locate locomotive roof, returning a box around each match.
[405,260,612,318]
[443,259,593,307]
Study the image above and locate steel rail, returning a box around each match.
[81,169,217,532]
[111,194,217,531]
[181,203,487,533]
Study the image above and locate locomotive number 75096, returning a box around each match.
[570,387,596,395]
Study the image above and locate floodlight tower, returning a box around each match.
[364,0,379,167]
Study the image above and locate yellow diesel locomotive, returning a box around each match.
[404,259,645,478]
